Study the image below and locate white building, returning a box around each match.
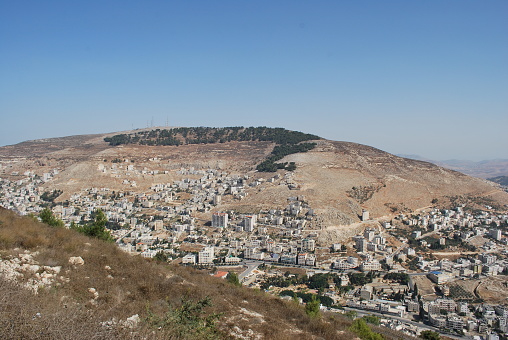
[243,215,256,232]
[154,220,164,231]
[362,210,370,221]
[489,229,502,241]
[182,253,197,264]
[198,246,215,264]
[360,260,381,272]
[302,238,316,252]
[212,212,228,228]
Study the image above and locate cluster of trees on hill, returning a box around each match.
[383,272,410,285]
[260,271,377,297]
[104,126,321,172]
[255,142,316,172]
[104,127,319,147]
[279,289,334,308]
[40,189,63,208]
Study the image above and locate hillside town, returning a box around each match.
[1,163,508,340]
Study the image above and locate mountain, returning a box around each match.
[395,154,433,162]
[436,159,508,179]
[488,176,508,187]
[397,154,508,179]
[2,127,507,226]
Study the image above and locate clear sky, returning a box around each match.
[1,1,507,161]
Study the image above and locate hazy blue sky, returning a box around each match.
[1,1,507,161]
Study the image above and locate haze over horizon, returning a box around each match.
[1,1,507,161]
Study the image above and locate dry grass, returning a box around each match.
[0,207,410,339]
[0,276,131,340]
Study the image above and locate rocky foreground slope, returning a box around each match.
[1,207,406,340]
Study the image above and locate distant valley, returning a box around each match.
[397,154,508,180]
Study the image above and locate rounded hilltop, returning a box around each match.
[1,126,507,225]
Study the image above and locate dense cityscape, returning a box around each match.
[1,161,507,340]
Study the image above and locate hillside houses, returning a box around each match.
[2,164,508,339]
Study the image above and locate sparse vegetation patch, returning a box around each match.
[347,184,383,204]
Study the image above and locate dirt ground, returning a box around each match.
[476,276,508,304]
[452,276,508,305]
[411,275,437,301]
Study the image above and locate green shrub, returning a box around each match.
[349,318,384,340]
[145,297,223,340]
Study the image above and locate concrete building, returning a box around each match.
[243,215,257,232]
[407,300,420,313]
[429,314,447,328]
[479,254,497,265]
[182,253,197,264]
[364,228,375,241]
[361,260,381,272]
[297,253,308,265]
[154,220,163,231]
[489,229,502,241]
[212,195,221,205]
[362,210,370,221]
[428,271,453,284]
[354,236,367,252]
[198,246,215,264]
[212,212,228,228]
[360,285,373,300]
[446,314,464,331]
[411,230,422,238]
[302,238,316,252]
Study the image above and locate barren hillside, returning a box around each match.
[1,130,507,225]
[282,140,508,219]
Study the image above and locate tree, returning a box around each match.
[305,295,320,318]
[413,283,419,299]
[317,295,334,307]
[362,315,380,326]
[39,208,64,228]
[279,290,296,298]
[226,272,241,287]
[344,310,357,320]
[154,251,168,263]
[349,318,383,340]
[72,209,113,242]
[307,273,329,289]
[420,330,440,340]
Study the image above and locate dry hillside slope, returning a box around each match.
[0,207,408,340]
[280,140,508,221]
[1,130,507,226]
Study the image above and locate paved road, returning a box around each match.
[239,261,260,281]
[116,226,136,244]
[390,242,408,258]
